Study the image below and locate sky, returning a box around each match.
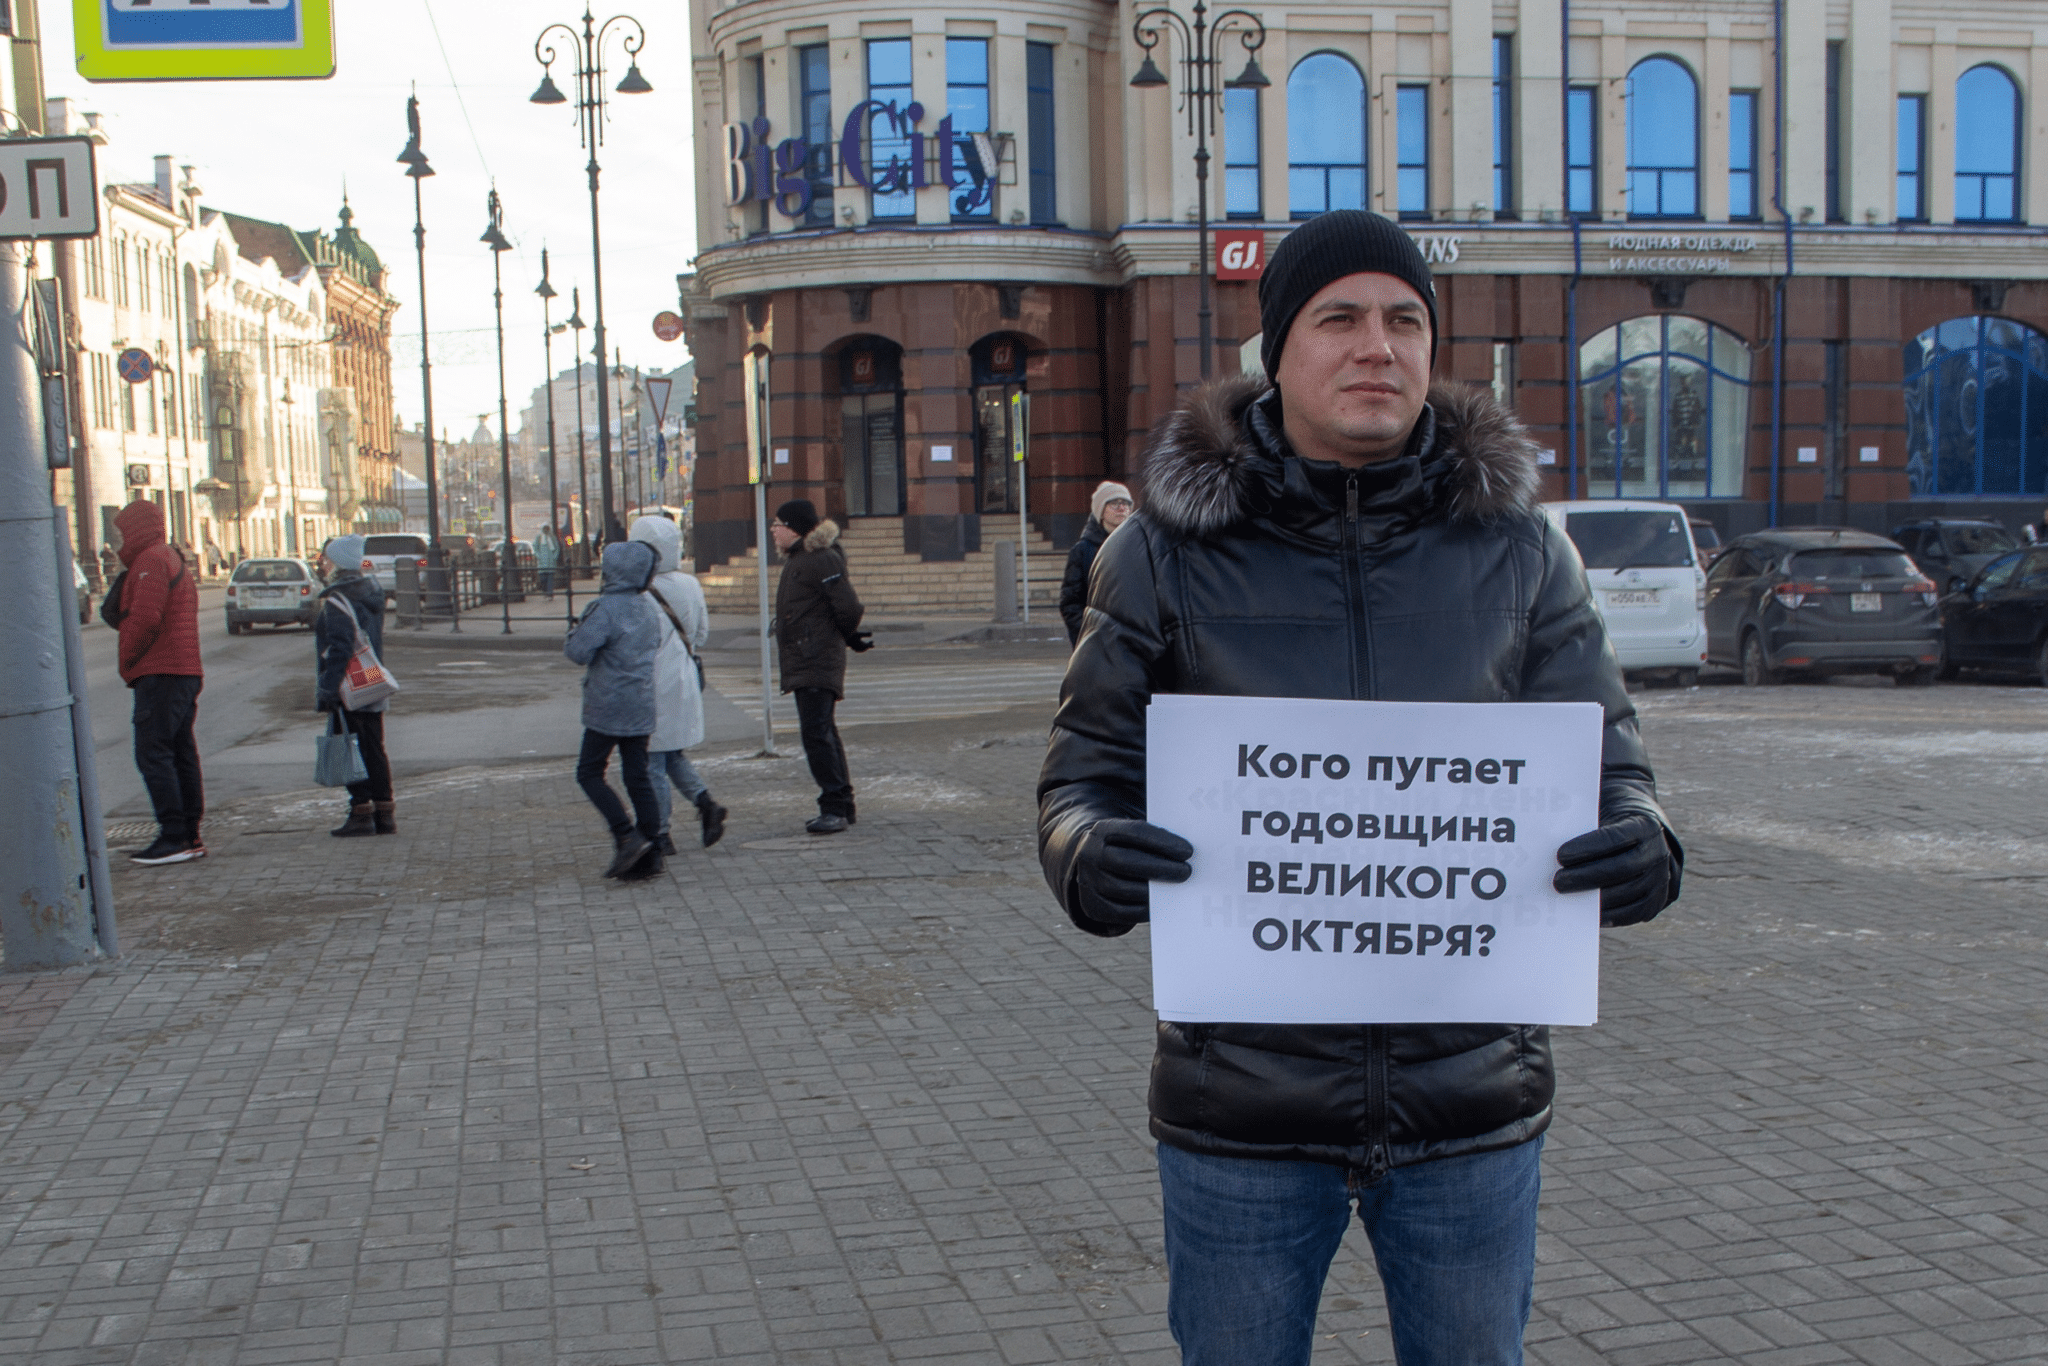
[43,0,701,438]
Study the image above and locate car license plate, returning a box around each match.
[1605,590,1659,609]
[251,588,282,600]
[1851,592,1882,612]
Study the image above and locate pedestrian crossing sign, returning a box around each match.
[74,0,336,83]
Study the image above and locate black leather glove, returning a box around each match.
[847,630,875,653]
[1553,812,1676,927]
[1072,819,1194,927]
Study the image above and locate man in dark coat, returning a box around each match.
[1059,481,1133,646]
[772,499,870,834]
[111,500,206,865]
[1038,211,1682,1366]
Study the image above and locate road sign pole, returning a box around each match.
[0,242,97,969]
[745,348,777,757]
[1011,391,1030,625]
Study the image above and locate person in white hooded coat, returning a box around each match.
[629,515,728,851]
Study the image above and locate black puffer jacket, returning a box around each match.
[1038,376,1681,1173]
[775,519,865,697]
[1060,518,1110,646]
[314,573,387,713]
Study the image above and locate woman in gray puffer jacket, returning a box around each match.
[565,540,664,880]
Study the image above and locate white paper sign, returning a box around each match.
[1145,694,1605,1026]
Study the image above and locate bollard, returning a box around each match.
[993,540,1018,623]
[394,559,421,628]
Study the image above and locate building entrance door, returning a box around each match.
[841,392,904,517]
[973,384,1022,515]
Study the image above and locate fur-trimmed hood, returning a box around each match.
[797,518,841,554]
[1140,376,1542,537]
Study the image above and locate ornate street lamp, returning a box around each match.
[1130,0,1268,379]
[567,288,589,558]
[531,7,652,544]
[482,187,516,635]
[397,94,444,571]
[536,249,575,626]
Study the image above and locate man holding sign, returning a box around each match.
[1038,210,1682,1365]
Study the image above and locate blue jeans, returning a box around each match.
[1158,1137,1542,1366]
[651,749,708,835]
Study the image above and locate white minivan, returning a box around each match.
[1541,500,1709,686]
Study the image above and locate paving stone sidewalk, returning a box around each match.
[2,684,2046,1365]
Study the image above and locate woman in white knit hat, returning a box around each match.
[1060,481,1134,646]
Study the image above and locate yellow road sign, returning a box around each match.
[75,0,336,83]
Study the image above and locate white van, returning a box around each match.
[1540,500,1709,685]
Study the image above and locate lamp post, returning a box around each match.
[537,249,574,626]
[397,95,443,571]
[531,7,652,545]
[482,187,516,635]
[1129,0,1268,380]
[568,288,589,556]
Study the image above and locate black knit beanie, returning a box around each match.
[775,499,820,537]
[1258,210,1438,378]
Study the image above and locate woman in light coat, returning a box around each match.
[630,515,727,851]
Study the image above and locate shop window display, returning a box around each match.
[1580,315,1751,499]
[1904,315,2048,497]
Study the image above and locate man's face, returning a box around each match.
[1101,499,1131,531]
[1273,272,1433,467]
[770,521,799,553]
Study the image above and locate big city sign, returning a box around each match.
[725,109,1014,221]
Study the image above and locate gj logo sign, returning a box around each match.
[1215,229,1266,281]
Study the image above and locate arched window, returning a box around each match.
[1904,316,2048,496]
[1955,65,2021,223]
[1580,315,1751,498]
[1288,53,1366,219]
[1625,57,1698,218]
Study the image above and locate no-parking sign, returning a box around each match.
[75,0,336,82]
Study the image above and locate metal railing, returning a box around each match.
[393,552,598,632]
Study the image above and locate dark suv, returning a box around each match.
[1703,528,1941,685]
[1891,519,2021,594]
[1938,547,2048,684]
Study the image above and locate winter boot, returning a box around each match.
[372,800,398,835]
[331,803,377,838]
[619,849,665,882]
[658,832,678,856]
[604,830,654,879]
[696,791,728,847]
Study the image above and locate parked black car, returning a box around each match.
[1937,546,2048,684]
[1704,528,1942,685]
[1891,518,2021,594]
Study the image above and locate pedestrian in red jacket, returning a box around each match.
[110,500,206,864]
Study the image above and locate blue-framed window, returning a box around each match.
[866,38,915,220]
[1729,91,1759,219]
[1904,316,2048,497]
[1225,84,1261,219]
[1626,57,1698,218]
[1955,64,2020,223]
[798,44,834,226]
[1580,315,1752,499]
[1397,84,1429,219]
[1492,36,1513,216]
[1897,94,1926,221]
[1567,85,1597,217]
[1288,53,1366,218]
[947,38,993,220]
[1027,41,1058,224]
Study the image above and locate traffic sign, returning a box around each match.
[117,348,154,385]
[644,376,673,425]
[652,310,683,342]
[74,0,337,83]
[0,138,100,240]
